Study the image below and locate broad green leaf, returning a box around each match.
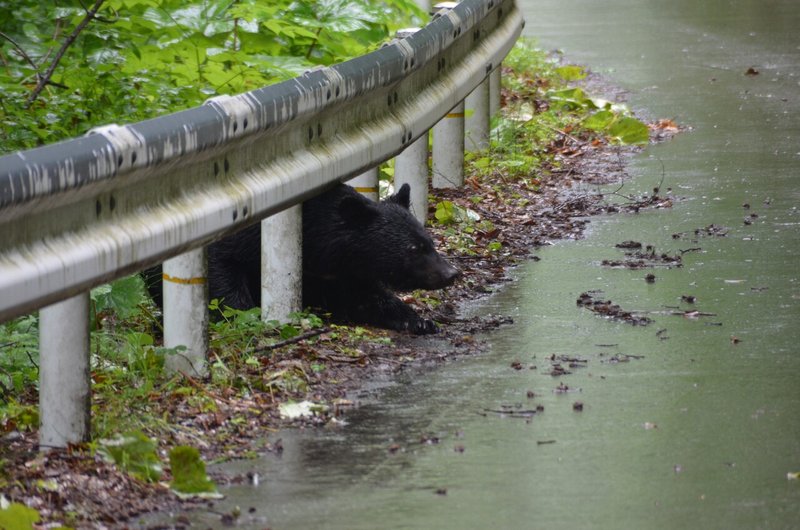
[280,324,300,340]
[98,431,163,482]
[473,157,491,169]
[435,201,457,225]
[91,275,147,319]
[0,501,40,530]
[141,7,174,28]
[169,446,221,498]
[547,87,596,110]
[21,23,42,43]
[237,19,259,33]
[555,65,587,81]
[583,110,616,131]
[203,19,235,37]
[284,26,321,40]
[608,116,649,145]
[262,19,285,36]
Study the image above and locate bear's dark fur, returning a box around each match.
[145,183,460,334]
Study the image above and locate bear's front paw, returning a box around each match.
[410,318,439,335]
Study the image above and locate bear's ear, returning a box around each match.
[339,196,380,226]
[386,183,411,210]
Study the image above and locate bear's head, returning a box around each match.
[337,183,460,291]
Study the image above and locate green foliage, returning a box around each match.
[433,200,504,256]
[0,500,41,530]
[547,87,596,111]
[0,315,39,401]
[0,401,39,433]
[209,303,322,350]
[501,38,558,84]
[584,111,649,145]
[555,65,587,81]
[97,430,163,482]
[90,274,147,327]
[0,0,424,155]
[434,200,460,225]
[548,84,649,146]
[450,38,650,258]
[208,301,270,349]
[168,446,219,498]
[434,200,480,225]
[206,305,323,390]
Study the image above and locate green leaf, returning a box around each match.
[280,324,300,340]
[1,402,39,432]
[434,201,457,225]
[555,65,587,81]
[608,116,649,145]
[21,23,42,43]
[91,274,147,319]
[168,446,220,498]
[473,157,491,169]
[0,501,40,530]
[583,110,616,131]
[98,431,163,482]
[287,26,320,40]
[547,87,596,110]
[262,18,284,36]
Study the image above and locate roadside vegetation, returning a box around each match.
[0,1,669,524]
[0,0,425,154]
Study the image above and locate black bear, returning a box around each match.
[146,183,460,334]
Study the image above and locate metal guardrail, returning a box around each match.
[0,0,524,448]
[0,0,522,321]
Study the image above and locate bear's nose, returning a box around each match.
[442,262,461,285]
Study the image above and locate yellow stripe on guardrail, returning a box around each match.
[162,273,207,285]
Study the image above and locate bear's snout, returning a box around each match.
[423,258,460,290]
[440,260,461,287]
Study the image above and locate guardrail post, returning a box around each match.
[39,293,90,449]
[465,76,490,151]
[431,1,464,189]
[262,206,303,322]
[163,249,208,377]
[395,132,430,223]
[349,168,380,201]
[489,67,501,117]
[393,27,429,223]
[432,101,465,188]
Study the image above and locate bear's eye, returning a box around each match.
[408,244,419,253]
